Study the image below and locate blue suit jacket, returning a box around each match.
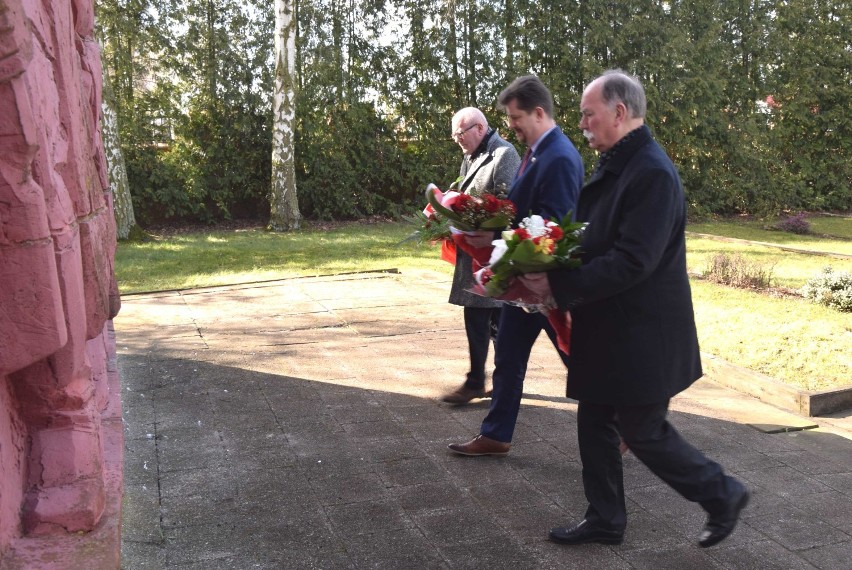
[479,126,583,442]
[507,126,584,225]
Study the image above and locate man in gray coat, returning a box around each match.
[517,70,748,548]
[441,107,520,404]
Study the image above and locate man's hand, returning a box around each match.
[495,272,554,307]
[462,230,497,248]
[515,273,572,350]
[517,272,552,299]
[451,230,496,269]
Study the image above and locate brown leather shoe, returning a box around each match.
[448,435,510,457]
[441,385,487,405]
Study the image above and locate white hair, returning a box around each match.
[451,107,488,129]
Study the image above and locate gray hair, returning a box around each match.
[598,70,647,119]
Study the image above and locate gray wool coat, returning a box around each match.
[448,130,521,307]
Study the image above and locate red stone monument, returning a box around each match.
[1,0,123,566]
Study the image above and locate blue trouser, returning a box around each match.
[479,305,569,442]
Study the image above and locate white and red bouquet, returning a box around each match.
[401,184,458,262]
[476,214,586,296]
[403,184,454,243]
[472,213,587,353]
[425,185,516,269]
[426,187,516,232]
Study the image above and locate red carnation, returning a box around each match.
[482,194,501,213]
[452,193,474,212]
[548,226,564,241]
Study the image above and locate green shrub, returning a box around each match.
[295,101,457,220]
[801,267,852,312]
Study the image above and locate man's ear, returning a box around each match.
[614,103,627,124]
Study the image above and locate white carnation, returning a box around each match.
[519,215,547,238]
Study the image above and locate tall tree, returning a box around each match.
[98,0,850,223]
[101,71,139,239]
[768,0,851,211]
[269,0,301,230]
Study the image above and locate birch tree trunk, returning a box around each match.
[269,0,301,231]
[101,72,138,239]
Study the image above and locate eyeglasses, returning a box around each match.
[451,124,478,141]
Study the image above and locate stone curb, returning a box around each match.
[702,351,852,416]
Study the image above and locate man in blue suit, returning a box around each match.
[448,76,584,456]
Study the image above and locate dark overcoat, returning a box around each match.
[548,126,702,406]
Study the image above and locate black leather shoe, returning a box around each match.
[549,520,624,545]
[699,487,750,548]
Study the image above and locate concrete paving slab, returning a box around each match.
[117,271,852,569]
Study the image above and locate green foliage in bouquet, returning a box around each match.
[400,209,452,244]
[482,214,587,297]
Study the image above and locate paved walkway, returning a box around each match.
[117,271,852,569]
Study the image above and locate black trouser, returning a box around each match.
[462,306,500,389]
[578,399,742,531]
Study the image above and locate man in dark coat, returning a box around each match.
[441,107,520,405]
[518,70,748,548]
[447,76,583,455]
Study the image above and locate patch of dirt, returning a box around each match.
[690,273,803,300]
[144,219,265,238]
[765,286,803,300]
[304,215,396,232]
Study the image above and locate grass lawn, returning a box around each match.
[117,222,453,293]
[116,219,851,391]
[686,236,852,289]
[687,213,852,256]
[691,280,850,392]
[807,214,852,239]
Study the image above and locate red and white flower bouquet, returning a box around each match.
[401,184,459,263]
[475,214,586,296]
[472,213,587,354]
[403,184,454,243]
[426,187,517,233]
[425,185,516,269]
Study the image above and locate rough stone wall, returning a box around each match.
[0,0,119,554]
